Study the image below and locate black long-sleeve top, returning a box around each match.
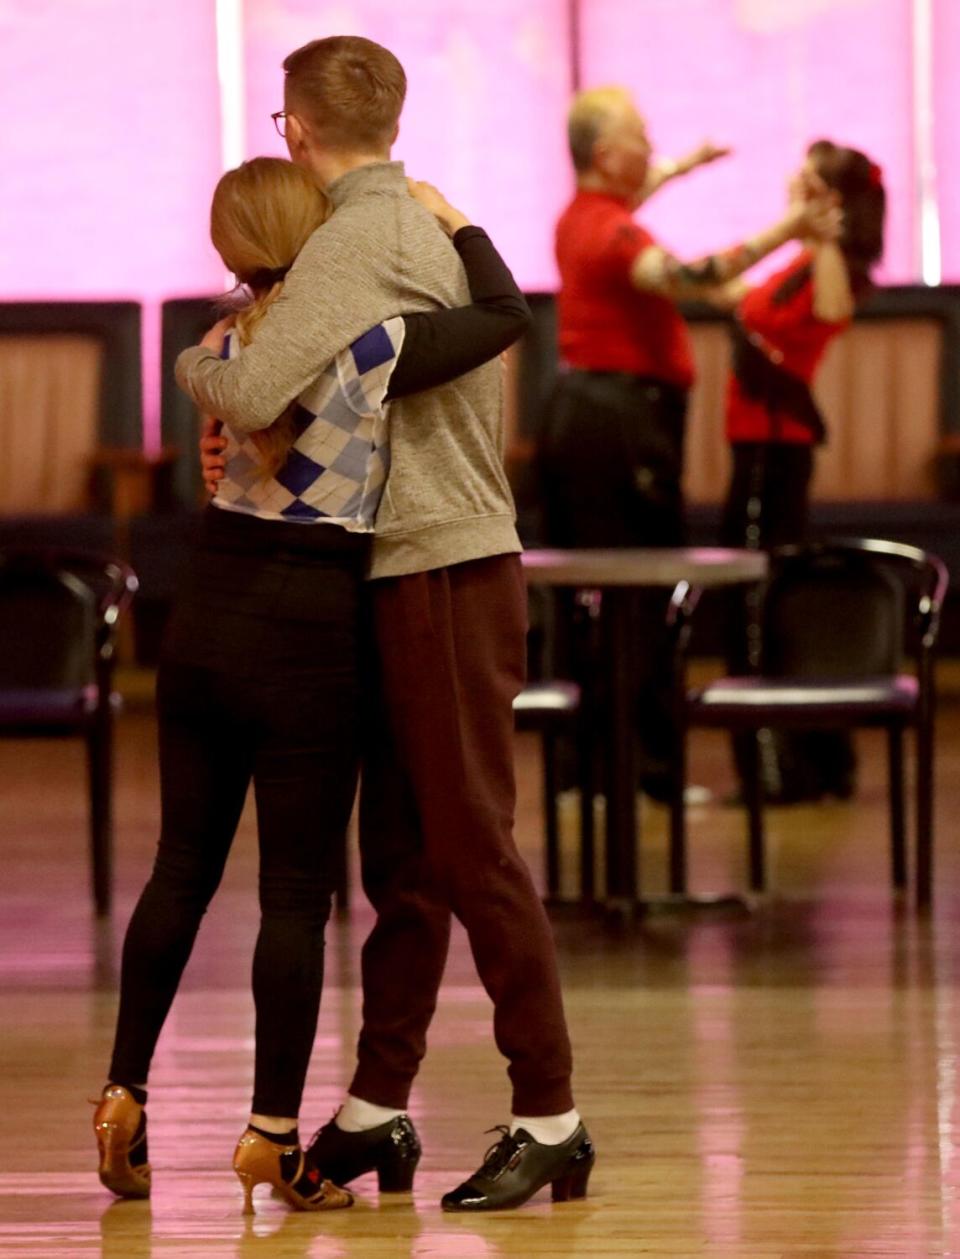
[386,226,532,399]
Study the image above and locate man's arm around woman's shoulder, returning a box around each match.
[176,205,412,434]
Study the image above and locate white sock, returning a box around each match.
[510,1109,580,1145]
[335,1094,405,1133]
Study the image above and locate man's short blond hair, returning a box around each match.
[567,86,634,173]
[283,35,406,153]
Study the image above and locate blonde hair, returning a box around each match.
[210,158,331,477]
[282,35,406,153]
[567,86,634,173]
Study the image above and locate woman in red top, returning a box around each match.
[720,140,886,800]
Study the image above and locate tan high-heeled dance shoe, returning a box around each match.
[92,1085,151,1199]
[233,1127,354,1216]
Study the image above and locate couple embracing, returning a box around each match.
[92,34,593,1217]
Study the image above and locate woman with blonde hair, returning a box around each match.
[92,156,531,1214]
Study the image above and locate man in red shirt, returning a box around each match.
[540,86,831,798]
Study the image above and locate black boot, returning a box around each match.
[441,1124,595,1212]
[306,1114,420,1192]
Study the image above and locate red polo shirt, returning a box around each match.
[555,189,695,390]
[727,250,850,445]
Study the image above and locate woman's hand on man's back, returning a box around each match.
[199,415,227,496]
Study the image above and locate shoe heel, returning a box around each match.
[234,1128,353,1214]
[93,1088,150,1200]
[235,1169,256,1216]
[97,1125,125,1181]
[551,1158,593,1203]
[233,1131,272,1216]
[377,1151,418,1193]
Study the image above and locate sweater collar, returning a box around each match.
[327,160,407,208]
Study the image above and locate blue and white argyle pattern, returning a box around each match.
[213,316,404,531]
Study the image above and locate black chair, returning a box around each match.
[0,547,138,916]
[668,539,948,907]
[514,681,594,901]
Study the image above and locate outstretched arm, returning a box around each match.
[634,141,731,207]
[629,196,841,302]
[811,240,854,323]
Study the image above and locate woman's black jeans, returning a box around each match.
[109,507,369,1117]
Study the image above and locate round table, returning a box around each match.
[521,548,769,914]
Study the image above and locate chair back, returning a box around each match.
[763,540,947,678]
[0,554,99,690]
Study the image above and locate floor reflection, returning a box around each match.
[6,708,960,1254]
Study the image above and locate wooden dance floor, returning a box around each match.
[3,667,960,1257]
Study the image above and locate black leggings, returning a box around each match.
[720,440,813,672]
[109,508,368,1117]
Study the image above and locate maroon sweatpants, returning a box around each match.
[349,553,575,1116]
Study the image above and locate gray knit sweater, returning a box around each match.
[175,161,521,579]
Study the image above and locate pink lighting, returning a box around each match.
[933,0,960,280]
[579,0,916,284]
[0,2,225,448]
[3,0,960,456]
[243,0,573,291]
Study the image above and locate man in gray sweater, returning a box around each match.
[177,35,593,1212]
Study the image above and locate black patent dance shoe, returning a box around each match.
[306,1114,421,1192]
[441,1123,595,1212]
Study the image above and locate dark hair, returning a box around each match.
[808,140,885,286]
[773,139,886,307]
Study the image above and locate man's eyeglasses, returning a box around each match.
[271,111,288,138]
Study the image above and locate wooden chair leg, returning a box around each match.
[886,724,907,891]
[542,728,561,899]
[743,731,766,892]
[667,592,692,895]
[668,715,688,896]
[577,719,595,904]
[916,712,935,910]
[87,714,113,918]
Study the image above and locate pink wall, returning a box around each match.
[933,0,960,280]
[0,1,224,444]
[579,0,916,283]
[243,0,573,291]
[2,0,959,453]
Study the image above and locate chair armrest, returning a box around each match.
[94,560,138,662]
[666,581,703,648]
[916,555,949,651]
